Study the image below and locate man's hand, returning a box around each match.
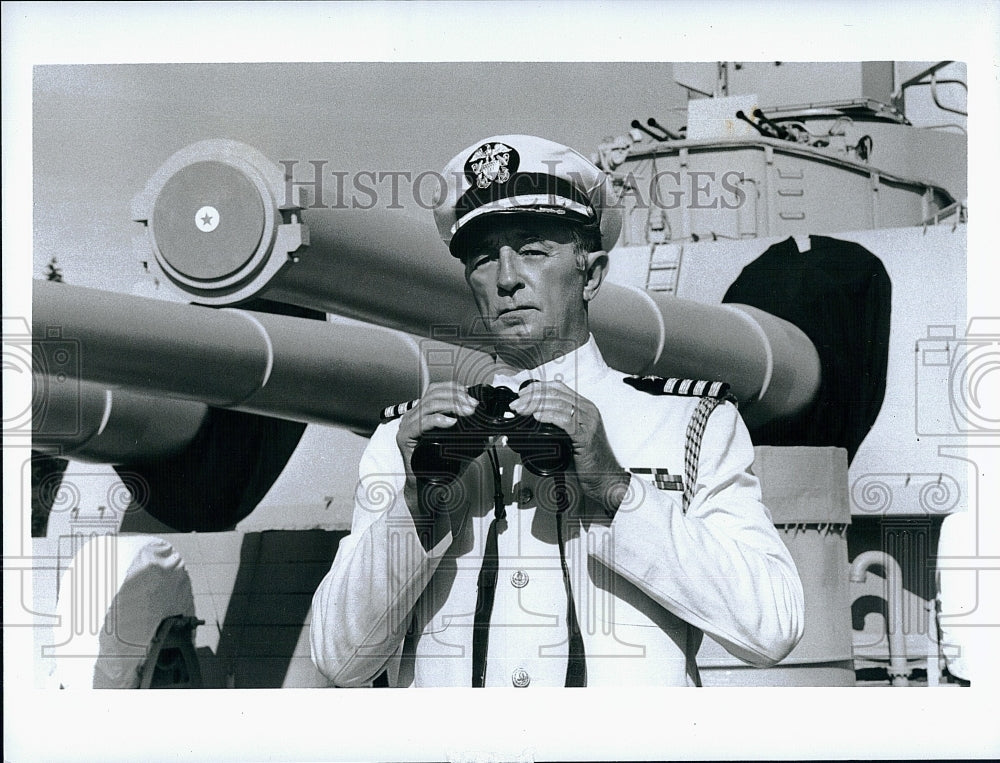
[395,382,478,468]
[395,382,478,540]
[509,381,631,513]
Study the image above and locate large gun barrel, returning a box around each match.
[33,280,436,434]
[131,140,820,423]
[33,378,207,464]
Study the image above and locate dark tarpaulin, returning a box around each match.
[722,235,891,462]
[116,407,307,532]
[114,299,322,532]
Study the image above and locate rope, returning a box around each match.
[682,397,725,514]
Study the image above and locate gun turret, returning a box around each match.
[126,139,820,426]
[32,140,826,529]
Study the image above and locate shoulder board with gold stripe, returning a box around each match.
[623,375,735,402]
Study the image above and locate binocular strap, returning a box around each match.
[472,447,506,688]
[554,471,587,687]
[470,456,586,687]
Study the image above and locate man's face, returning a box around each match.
[461,215,590,360]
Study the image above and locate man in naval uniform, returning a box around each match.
[311,135,804,687]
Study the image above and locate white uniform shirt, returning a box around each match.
[311,336,804,687]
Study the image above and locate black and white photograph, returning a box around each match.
[4,2,998,761]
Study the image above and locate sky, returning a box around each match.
[29,59,967,292]
[29,61,691,291]
[4,2,1000,762]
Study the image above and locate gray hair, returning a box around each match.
[571,221,603,272]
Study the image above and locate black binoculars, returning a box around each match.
[410,383,573,487]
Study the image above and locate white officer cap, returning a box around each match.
[434,134,622,257]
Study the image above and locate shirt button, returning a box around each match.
[511,668,530,688]
[510,570,529,588]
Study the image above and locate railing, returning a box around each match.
[893,61,968,120]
